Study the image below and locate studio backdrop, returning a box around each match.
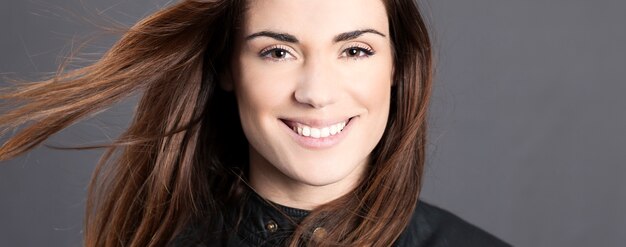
[1,0,625,246]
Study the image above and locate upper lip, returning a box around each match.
[279,116,355,129]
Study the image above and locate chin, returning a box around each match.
[280,155,366,187]
[291,169,351,187]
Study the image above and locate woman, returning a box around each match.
[0,0,509,246]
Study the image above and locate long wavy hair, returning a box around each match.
[0,0,432,246]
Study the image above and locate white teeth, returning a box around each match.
[302,126,311,137]
[290,120,348,139]
[310,128,320,138]
[320,127,330,138]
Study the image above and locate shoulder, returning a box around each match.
[395,200,511,247]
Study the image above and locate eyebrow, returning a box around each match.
[246,31,299,43]
[244,29,386,43]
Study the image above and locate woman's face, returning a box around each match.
[229,0,393,205]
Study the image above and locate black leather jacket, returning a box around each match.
[172,191,510,246]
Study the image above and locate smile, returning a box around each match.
[279,117,356,149]
[291,121,347,138]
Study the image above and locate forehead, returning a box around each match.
[243,0,389,38]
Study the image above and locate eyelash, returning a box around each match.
[341,44,375,60]
[258,44,376,62]
[259,45,295,62]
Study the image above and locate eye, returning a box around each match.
[341,45,375,59]
[259,45,296,61]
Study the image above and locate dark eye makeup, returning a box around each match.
[259,45,294,61]
[342,44,375,59]
[258,44,375,62]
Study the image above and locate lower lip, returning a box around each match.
[279,117,356,149]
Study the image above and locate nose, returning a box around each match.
[294,56,338,108]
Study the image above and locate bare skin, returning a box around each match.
[226,0,394,210]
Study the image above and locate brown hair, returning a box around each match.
[0,0,432,246]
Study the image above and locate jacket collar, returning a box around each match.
[226,191,310,246]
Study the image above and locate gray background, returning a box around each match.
[1,0,624,246]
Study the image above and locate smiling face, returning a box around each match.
[228,0,393,208]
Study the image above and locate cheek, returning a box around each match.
[233,58,296,144]
[351,60,393,112]
[235,60,291,115]
[351,59,393,146]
